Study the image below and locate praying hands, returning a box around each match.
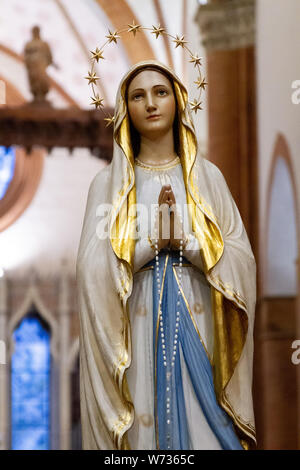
[155,184,186,251]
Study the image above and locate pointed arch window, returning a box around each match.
[267,155,298,296]
[11,309,51,450]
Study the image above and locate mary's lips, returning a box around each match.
[147,114,161,119]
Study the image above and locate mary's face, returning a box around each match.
[127,69,176,140]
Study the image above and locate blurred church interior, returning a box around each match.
[0,0,299,450]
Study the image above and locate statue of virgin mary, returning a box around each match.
[76,60,257,450]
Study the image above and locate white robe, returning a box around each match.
[126,156,223,449]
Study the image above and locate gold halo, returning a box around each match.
[85,22,207,126]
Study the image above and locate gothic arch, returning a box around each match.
[8,280,59,360]
[264,133,299,295]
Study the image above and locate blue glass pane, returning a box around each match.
[0,146,16,200]
[11,314,50,450]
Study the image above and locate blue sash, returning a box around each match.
[140,250,243,450]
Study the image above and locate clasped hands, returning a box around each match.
[152,184,186,251]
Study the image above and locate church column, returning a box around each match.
[195,0,258,258]
[58,262,71,449]
[0,272,7,449]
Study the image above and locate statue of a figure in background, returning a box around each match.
[24,25,57,103]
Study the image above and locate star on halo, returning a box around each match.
[104,115,115,127]
[105,29,120,44]
[194,77,208,90]
[90,94,104,109]
[151,24,165,39]
[85,71,100,85]
[189,54,202,67]
[90,47,105,62]
[127,21,142,36]
[189,99,203,113]
[173,35,187,48]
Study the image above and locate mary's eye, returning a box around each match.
[133,94,143,100]
[158,89,167,96]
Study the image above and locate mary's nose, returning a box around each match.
[145,93,157,112]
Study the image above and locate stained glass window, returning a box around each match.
[0,146,16,200]
[11,311,50,450]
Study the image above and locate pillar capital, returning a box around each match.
[195,0,255,51]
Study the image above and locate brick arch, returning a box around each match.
[95,0,155,63]
[0,75,44,232]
